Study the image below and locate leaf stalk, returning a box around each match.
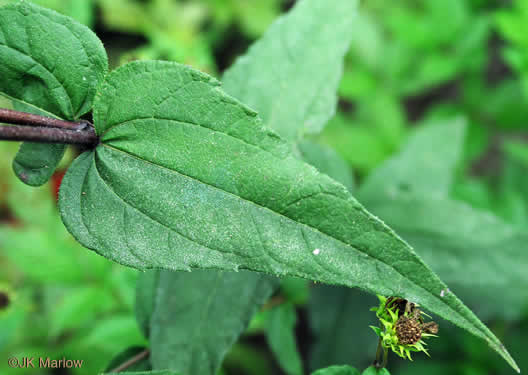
[0,108,98,146]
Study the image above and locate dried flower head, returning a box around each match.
[370,295,439,360]
[395,316,422,345]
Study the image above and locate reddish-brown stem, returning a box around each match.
[0,108,98,146]
[0,108,88,130]
[0,124,98,145]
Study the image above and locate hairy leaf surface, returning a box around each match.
[223,0,357,141]
[0,2,107,185]
[59,61,517,371]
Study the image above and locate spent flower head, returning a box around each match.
[370,295,438,361]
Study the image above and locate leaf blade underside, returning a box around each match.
[59,61,518,372]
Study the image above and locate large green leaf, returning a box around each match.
[358,119,528,321]
[131,1,360,370]
[222,0,356,142]
[0,1,107,185]
[138,269,276,374]
[59,61,518,372]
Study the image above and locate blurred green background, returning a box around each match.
[1,0,528,374]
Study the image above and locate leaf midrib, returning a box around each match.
[96,144,484,339]
[100,116,282,157]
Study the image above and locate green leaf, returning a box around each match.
[298,141,354,192]
[222,343,275,375]
[358,117,467,201]
[496,140,528,227]
[50,286,115,337]
[0,1,107,185]
[67,315,146,373]
[357,119,528,320]
[279,277,310,305]
[361,194,528,321]
[265,303,303,375]
[222,0,357,141]
[308,285,378,371]
[311,365,360,375]
[0,94,69,186]
[358,119,524,362]
[135,270,160,339]
[140,269,276,374]
[361,367,390,375]
[59,61,518,372]
[13,142,67,186]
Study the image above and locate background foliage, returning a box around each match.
[0,0,527,374]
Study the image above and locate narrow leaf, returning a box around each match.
[222,0,357,141]
[265,303,303,375]
[135,270,160,339]
[308,285,378,371]
[145,270,276,374]
[0,2,107,185]
[59,61,518,372]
